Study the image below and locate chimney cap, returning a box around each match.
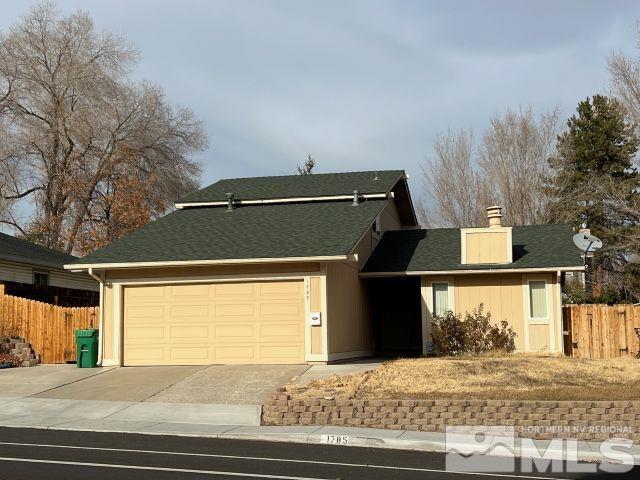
[486,205,503,228]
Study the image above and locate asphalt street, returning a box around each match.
[0,427,636,479]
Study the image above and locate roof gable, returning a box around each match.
[362,224,584,273]
[178,170,404,204]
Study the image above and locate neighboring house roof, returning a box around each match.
[68,199,387,267]
[0,232,78,270]
[362,224,584,274]
[177,170,405,204]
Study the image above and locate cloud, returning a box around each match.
[1,0,638,197]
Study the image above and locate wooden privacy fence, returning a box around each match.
[0,285,99,363]
[563,304,640,359]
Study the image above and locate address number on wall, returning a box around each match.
[320,434,349,445]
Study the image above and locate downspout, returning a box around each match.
[556,270,564,356]
[87,268,104,366]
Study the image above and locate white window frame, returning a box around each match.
[522,275,555,352]
[430,281,452,317]
[527,280,549,320]
[421,277,455,355]
[425,278,455,317]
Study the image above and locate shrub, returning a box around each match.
[0,353,22,368]
[431,304,516,356]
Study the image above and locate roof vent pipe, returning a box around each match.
[226,192,234,211]
[352,189,359,206]
[373,171,379,180]
[486,205,503,228]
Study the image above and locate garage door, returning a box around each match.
[123,280,305,365]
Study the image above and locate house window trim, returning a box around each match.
[425,278,455,318]
[522,274,555,352]
[527,279,549,320]
[32,270,50,287]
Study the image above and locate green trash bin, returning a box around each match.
[75,329,99,368]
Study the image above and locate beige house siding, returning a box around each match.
[103,283,115,361]
[422,271,561,353]
[104,262,321,281]
[100,262,327,365]
[322,199,403,360]
[309,276,323,354]
[0,259,98,291]
[352,200,402,269]
[461,227,512,265]
[379,199,402,232]
[326,261,373,358]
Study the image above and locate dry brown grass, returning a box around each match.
[285,354,640,401]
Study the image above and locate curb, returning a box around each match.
[1,422,637,465]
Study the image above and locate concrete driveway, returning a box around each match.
[292,358,383,384]
[34,365,205,402]
[1,360,378,406]
[146,364,309,405]
[2,363,309,405]
[0,364,115,398]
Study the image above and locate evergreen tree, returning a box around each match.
[549,95,640,302]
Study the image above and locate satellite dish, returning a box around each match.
[573,233,603,253]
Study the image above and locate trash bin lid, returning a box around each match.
[75,329,98,338]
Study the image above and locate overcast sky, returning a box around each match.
[2,1,639,199]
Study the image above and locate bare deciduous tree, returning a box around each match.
[297,154,315,175]
[420,107,559,228]
[419,130,493,228]
[610,50,640,136]
[0,2,207,253]
[479,107,559,225]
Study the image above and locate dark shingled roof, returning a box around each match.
[69,200,387,266]
[178,170,404,203]
[362,224,583,273]
[0,232,78,269]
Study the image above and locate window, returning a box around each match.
[528,280,548,318]
[432,282,450,317]
[33,271,49,286]
[372,215,381,240]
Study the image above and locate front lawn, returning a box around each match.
[286,355,640,401]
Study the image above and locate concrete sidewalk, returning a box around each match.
[0,396,261,426]
[0,396,637,464]
[0,416,638,465]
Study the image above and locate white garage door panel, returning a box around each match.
[124,280,305,365]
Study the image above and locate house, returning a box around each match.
[0,232,98,305]
[362,208,584,353]
[65,170,584,366]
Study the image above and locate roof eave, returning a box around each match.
[360,265,586,277]
[65,254,357,271]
